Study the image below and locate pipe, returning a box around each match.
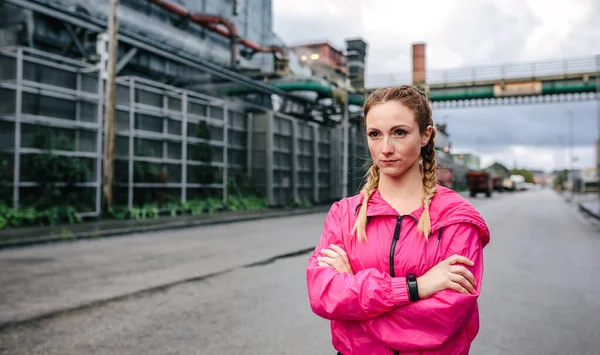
[147,0,287,68]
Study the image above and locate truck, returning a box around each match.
[491,176,504,192]
[436,168,454,189]
[466,171,493,198]
[510,174,526,191]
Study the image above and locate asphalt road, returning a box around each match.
[1,188,599,355]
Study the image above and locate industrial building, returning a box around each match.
[0,0,372,218]
[0,0,468,222]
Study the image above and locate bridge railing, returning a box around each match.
[366,55,599,88]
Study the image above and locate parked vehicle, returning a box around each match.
[491,176,504,192]
[503,178,516,191]
[466,171,493,198]
[437,168,454,189]
[510,174,526,191]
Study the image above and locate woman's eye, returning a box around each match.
[368,131,379,138]
[395,129,407,136]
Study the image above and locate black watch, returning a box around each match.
[406,273,419,302]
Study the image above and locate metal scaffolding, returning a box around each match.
[0,46,362,215]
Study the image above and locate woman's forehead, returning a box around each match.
[366,102,415,128]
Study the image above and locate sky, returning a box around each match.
[273,0,600,172]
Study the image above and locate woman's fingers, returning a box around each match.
[320,248,340,259]
[318,261,332,268]
[446,254,474,267]
[449,273,476,294]
[448,280,469,294]
[329,244,348,259]
[317,256,336,265]
[451,265,477,288]
[318,247,353,274]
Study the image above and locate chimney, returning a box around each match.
[345,38,368,91]
[412,43,426,86]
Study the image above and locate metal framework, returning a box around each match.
[431,92,600,109]
[0,45,350,215]
[368,56,600,88]
[0,46,104,215]
[3,0,312,108]
[244,109,337,206]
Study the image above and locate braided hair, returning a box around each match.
[353,85,437,242]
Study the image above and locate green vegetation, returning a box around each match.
[553,169,569,189]
[510,168,535,184]
[0,124,269,230]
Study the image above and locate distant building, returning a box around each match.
[453,153,480,171]
[434,124,451,153]
[289,42,348,86]
[530,169,551,185]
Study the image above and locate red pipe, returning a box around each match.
[147,0,287,67]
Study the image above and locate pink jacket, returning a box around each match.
[306,186,490,355]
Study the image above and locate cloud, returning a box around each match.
[274,0,599,71]
[456,144,597,172]
[438,101,598,149]
[273,0,600,169]
[273,0,364,50]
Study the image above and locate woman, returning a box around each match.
[306,85,490,355]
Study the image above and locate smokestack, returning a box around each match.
[345,38,368,91]
[412,43,426,86]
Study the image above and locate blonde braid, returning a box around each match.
[352,163,380,242]
[362,85,437,241]
[417,129,438,240]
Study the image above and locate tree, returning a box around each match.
[485,162,510,177]
[510,168,535,183]
[554,169,569,188]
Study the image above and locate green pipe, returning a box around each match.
[542,78,597,95]
[428,86,494,101]
[226,76,597,104]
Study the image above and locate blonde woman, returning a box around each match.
[306,86,491,355]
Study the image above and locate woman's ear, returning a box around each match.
[421,125,433,146]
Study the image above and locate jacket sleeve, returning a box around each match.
[359,223,484,351]
[306,202,410,321]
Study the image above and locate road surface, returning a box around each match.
[1,188,599,355]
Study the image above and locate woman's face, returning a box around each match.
[365,101,432,178]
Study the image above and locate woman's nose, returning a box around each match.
[381,137,394,154]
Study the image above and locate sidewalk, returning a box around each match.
[562,191,600,221]
[0,205,331,250]
[578,198,600,222]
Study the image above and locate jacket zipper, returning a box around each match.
[436,227,444,246]
[389,215,403,277]
[389,216,403,355]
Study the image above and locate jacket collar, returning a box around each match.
[360,189,423,220]
[354,186,490,247]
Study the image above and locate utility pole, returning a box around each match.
[341,85,349,198]
[103,0,119,209]
[596,55,600,206]
[568,110,574,194]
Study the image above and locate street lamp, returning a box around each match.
[596,54,600,205]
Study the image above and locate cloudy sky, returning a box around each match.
[273,0,600,172]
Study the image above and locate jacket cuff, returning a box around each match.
[391,277,410,306]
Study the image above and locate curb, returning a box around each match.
[578,202,600,222]
[0,206,331,250]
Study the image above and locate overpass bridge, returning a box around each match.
[365,56,600,109]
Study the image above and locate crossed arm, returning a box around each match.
[306,204,484,350]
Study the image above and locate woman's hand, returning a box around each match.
[417,254,477,299]
[317,244,354,275]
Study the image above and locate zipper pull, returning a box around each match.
[436,227,444,246]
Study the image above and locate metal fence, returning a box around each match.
[366,55,600,88]
[247,111,338,206]
[0,47,104,217]
[0,46,351,215]
[110,76,230,209]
